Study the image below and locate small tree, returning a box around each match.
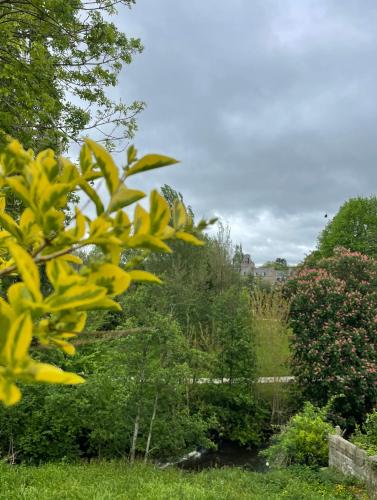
[191,286,264,446]
[211,286,255,383]
[287,248,377,427]
[0,137,210,406]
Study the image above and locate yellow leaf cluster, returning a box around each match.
[0,137,213,405]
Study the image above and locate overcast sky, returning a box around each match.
[112,0,377,265]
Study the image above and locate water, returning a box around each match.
[178,440,267,472]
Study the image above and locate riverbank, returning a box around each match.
[0,461,366,499]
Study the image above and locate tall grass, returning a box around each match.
[250,287,291,378]
[250,287,292,424]
[0,461,365,500]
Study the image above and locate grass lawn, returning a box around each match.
[0,461,367,499]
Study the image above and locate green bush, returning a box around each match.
[193,383,269,445]
[261,402,335,468]
[0,313,212,463]
[351,409,377,455]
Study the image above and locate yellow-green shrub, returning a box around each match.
[0,137,211,405]
[261,402,335,467]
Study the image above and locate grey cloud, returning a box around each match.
[112,0,377,262]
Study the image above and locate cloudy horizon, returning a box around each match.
[111,0,377,265]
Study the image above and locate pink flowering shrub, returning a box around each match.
[287,248,377,427]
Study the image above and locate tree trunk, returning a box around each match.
[129,349,147,463]
[130,405,140,464]
[144,392,158,463]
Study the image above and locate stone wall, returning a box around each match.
[329,427,377,498]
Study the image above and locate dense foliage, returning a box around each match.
[262,402,335,468]
[315,196,377,261]
[352,409,377,456]
[137,222,267,446]
[287,248,377,427]
[92,221,267,450]
[0,138,210,406]
[0,216,267,462]
[0,311,212,463]
[0,1,143,151]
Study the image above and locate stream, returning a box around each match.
[177,440,268,472]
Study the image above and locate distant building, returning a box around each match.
[239,253,296,285]
[240,254,255,276]
[253,266,296,285]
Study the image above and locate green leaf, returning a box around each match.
[108,185,145,213]
[127,144,137,165]
[126,154,178,177]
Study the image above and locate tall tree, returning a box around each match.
[262,258,288,270]
[287,248,377,428]
[0,0,143,151]
[317,196,377,260]
[160,184,194,221]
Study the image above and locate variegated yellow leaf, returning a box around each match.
[0,381,21,406]
[133,204,150,235]
[7,241,42,302]
[108,185,145,213]
[150,190,170,235]
[128,270,162,284]
[89,263,131,296]
[175,231,204,246]
[30,363,84,384]
[173,201,187,229]
[126,154,178,177]
[127,234,172,253]
[85,139,119,194]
